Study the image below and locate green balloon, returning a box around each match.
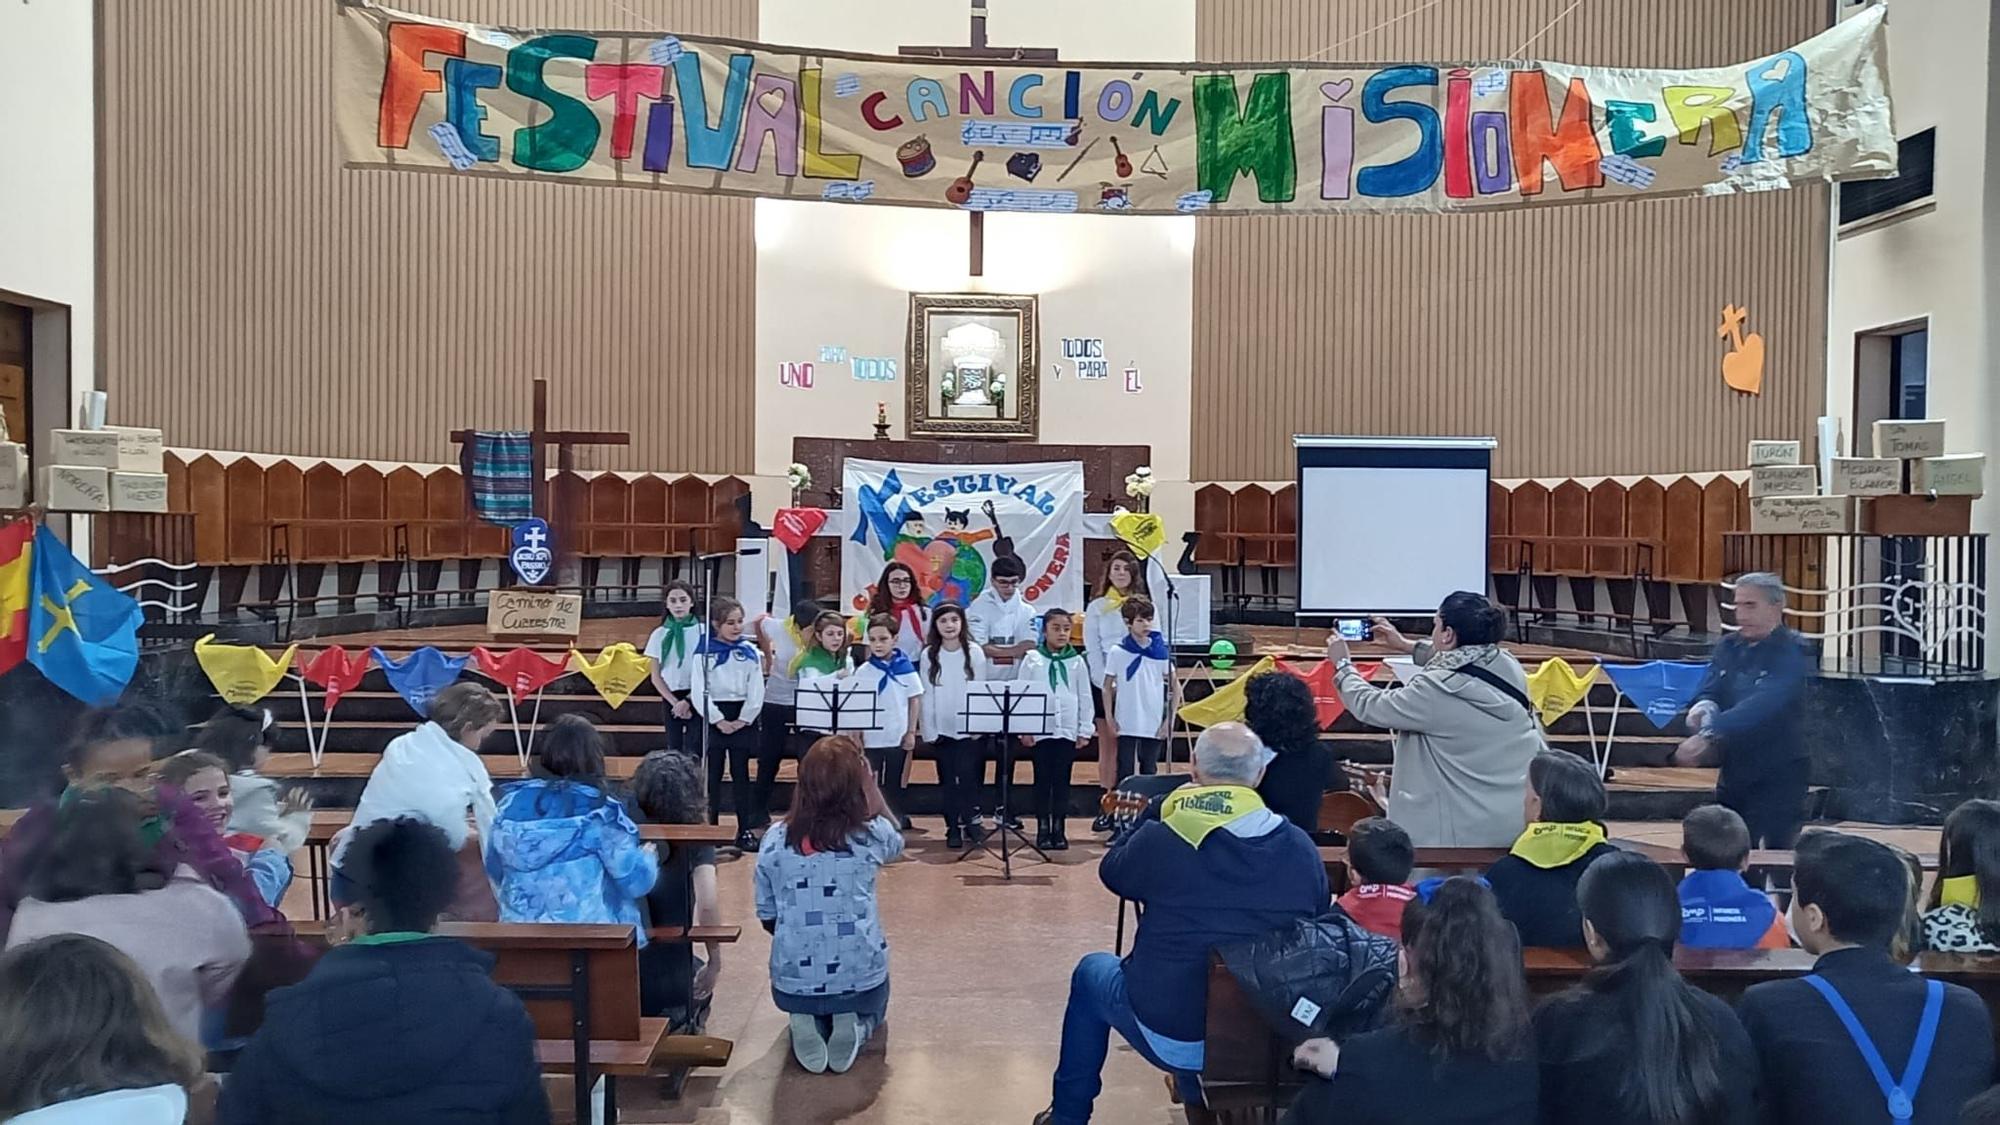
[1208,638,1238,670]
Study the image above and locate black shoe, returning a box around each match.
[1002,814,1024,831]
[1035,824,1053,850]
[964,820,989,846]
[1050,822,1070,851]
[897,814,913,831]
[945,825,964,849]
[734,830,757,851]
[1090,814,1114,833]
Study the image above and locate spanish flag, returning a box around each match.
[0,517,30,676]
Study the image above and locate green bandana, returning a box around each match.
[61,785,169,850]
[659,615,700,663]
[1160,785,1268,848]
[349,931,434,947]
[795,647,841,677]
[1040,644,1080,689]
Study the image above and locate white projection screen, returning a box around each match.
[1294,436,1496,616]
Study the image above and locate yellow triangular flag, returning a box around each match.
[1176,655,1277,728]
[194,634,299,706]
[1525,656,1598,727]
[1110,510,1167,559]
[571,643,654,709]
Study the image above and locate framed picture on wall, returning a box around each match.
[906,292,1039,440]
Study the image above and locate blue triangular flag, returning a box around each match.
[27,526,142,705]
[371,646,470,716]
[1602,661,1712,729]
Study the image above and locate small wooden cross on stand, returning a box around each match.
[899,0,1058,277]
[449,378,630,568]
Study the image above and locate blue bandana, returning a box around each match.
[700,636,759,664]
[1117,632,1169,680]
[867,651,917,683]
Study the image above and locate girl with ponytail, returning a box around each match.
[1534,850,1758,1124]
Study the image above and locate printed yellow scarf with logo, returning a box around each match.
[1509,821,1608,869]
[1941,875,1980,909]
[1161,785,1268,848]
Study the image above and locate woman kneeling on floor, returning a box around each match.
[756,735,903,1075]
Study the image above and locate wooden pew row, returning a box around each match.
[1198,947,2000,1123]
[1317,842,1939,895]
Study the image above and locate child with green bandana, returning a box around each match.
[1483,751,1618,948]
[1018,607,1093,850]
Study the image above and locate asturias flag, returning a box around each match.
[0,518,31,675]
[26,525,142,704]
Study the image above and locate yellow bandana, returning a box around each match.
[1941,875,1980,909]
[1508,821,1608,869]
[1161,785,1268,848]
[1102,586,1128,610]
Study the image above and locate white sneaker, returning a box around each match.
[825,1011,863,1073]
[789,1013,829,1073]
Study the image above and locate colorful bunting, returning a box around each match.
[194,634,299,706]
[1278,658,1382,729]
[472,646,572,705]
[1601,661,1711,728]
[371,646,470,717]
[571,643,653,709]
[300,646,372,711]
[1525,657,1598,727]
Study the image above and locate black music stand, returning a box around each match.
[796,680,883,743]
[959,683,1054,879]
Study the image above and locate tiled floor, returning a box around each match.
[607,820,1185,1124]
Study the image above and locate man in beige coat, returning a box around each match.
[1326,593,1545,847]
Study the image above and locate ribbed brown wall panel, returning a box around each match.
[99,1,754,473]
[1193,0,1830,481]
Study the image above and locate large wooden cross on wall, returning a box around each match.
[899,0,1058,277]
[448,377,629,555]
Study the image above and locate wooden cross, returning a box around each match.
[898,0,1058,277]
[449,378,629,555]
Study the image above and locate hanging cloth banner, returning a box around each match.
[572,643,653,709]
[334,4,1895,217]
[372,646,471,716]
[194,635,300,706]
[842,458,1084,612]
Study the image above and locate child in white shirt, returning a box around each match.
[688,596,765,849]
[967,556,1036,681]
[850,613,924,830]
[1083,549,1148,831]
[1103,594,1175,781]
[790,610,855,739]
[919,603,989,849]
[1017,607,1093,851]
[645,581,705,753]
[752,601,821,834]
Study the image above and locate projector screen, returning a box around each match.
[1294,436,1495,616]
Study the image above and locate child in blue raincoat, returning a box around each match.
[485,714,658,943]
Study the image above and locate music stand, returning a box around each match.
[796,681,884,742]
[959,683,1055,879]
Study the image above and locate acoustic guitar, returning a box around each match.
[1110,136,1133,178]
[946,151,985,205]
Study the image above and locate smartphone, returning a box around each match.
[1336,618,1372,642]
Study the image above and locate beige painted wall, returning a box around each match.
[1826,0,1997,531]
[752,0,1198,533]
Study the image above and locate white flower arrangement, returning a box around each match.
[1124,466,1155,500]
[786,462,813,492]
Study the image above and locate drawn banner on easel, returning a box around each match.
[335,3,1896,217]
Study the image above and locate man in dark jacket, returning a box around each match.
[219,818,550,1125]
[1738,831,1994,1125]
[1675,572,1814,848]
[1036,723,1328,1125]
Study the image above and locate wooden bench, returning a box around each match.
[1199,945,2000,1121]
[1317,842,1939,894]
[291,919,684,1124]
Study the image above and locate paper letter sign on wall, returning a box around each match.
[335,4,1896,218]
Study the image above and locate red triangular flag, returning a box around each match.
[300,646,372,710]
[772,507,829,553]
[472,645,572,704]
[1276,658,1385,729]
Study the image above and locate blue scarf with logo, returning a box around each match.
[1677,868,1779,949]
[700,636,760,665]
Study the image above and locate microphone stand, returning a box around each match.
[1148,550,1181,771]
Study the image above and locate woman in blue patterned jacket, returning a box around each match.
[485,715,657,943]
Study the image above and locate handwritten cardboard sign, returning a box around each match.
[487,589,583,638]
[1872,419,1947,460]
[1747,440,1802,467]
[1751,495,1852,534]
[1829,457,1902,497]
[1749,464,1818,497]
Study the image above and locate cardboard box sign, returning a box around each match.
[1873,419,1948,460]
[103,426,165,473]
[1751,495,1853,534]
[0,443,25,509]
[1865,494,1974,536]
[41,465,110,511]
[1749,464,1819,497]
[1911,454,1986,497]
[1829,457,1903,497]
[1748,440,1802,467]
[48,429,123,470]
[110,471,169,512]
[487,589,583,638]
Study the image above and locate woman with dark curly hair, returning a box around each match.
[630,751,723,1022]
[1244,671,1336,833]
[1284,877,1537,1124]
